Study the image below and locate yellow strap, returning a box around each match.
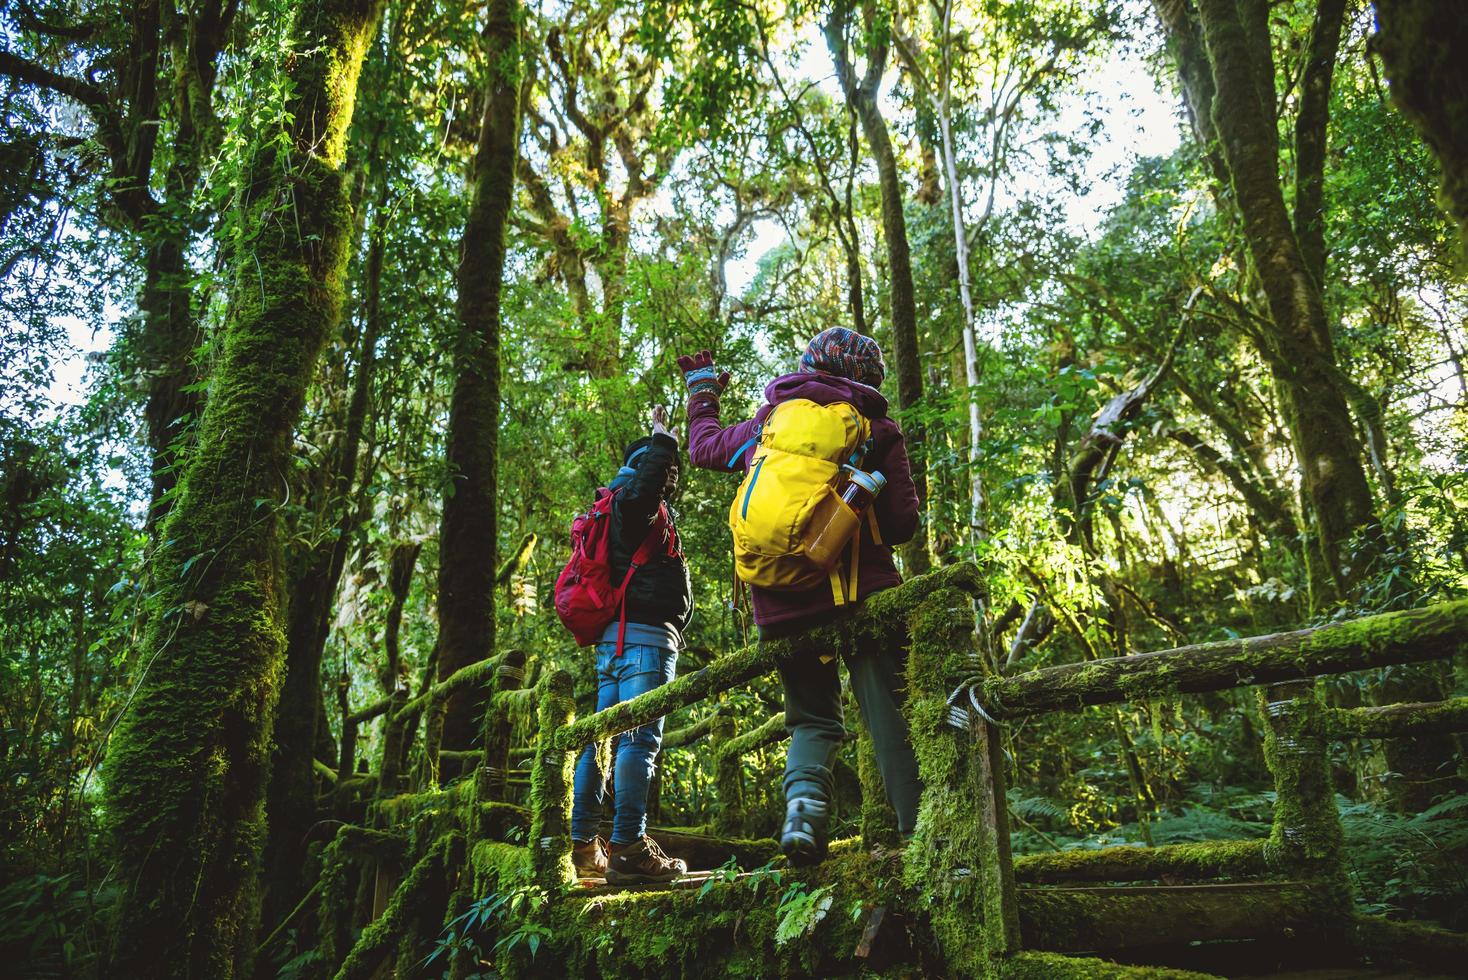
[828,563,845,605]
[847,527,860,603]
[866,508,882,546]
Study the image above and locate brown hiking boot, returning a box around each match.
[604,835,687,885]
[572,835,608,878]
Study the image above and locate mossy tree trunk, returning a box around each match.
[1372,0,1468,251]
[438,0,523,759]
[101,1,387,975]
[1189,0,1380,598]
[261,193,387,931]
[826,0,931,575]
[1190,0,1456,806]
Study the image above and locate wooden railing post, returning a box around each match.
[529,668,575,889]
[1259,680,1351,915]
[712,711,742,837]
[374,688,411,803]
[471,650,526,843]
[903,586,1018,979]
[972,713,1020,968]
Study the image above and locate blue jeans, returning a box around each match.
[570,642,678,844]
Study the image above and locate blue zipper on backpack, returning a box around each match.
[741,456,764,518]
[726,423,764,469]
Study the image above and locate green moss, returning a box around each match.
[1256,683,1346,893]
[981,598,1468,720]
[393,651,510,725]
[1018,880,1331,953]
[663,708,721,750]
[1002,952,1218,979]
[317,826,405,967]
[529,668,576,889]
[1323,695,1468,739]
[332,831,459,980]
[711,712,744,837]
[854,709,899,848]
[100,4,389,974]
[1350,913,1468,972]
[471,841,532,893]
[373,778,478,845]
[497,842,920,978]
[902,586,997,977]
[1014,839,1273,885]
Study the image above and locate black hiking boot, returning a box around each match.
[780,798,829,867]
[605,835,687,885]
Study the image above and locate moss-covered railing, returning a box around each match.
[935,596,1468,978]
[322,569,1468,980]
[525,563,984,888]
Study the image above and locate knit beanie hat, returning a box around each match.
[799,327,886,389]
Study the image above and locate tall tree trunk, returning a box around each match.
[1294,0,1347,287]
[826,0,930,574]
[141,0,236,527]
[1187,0,1453,808]
[1184,0,1380,594]
[260,197,385,932]
[138,231,204,528]
[438,0,522,758]
[102,1,386,975]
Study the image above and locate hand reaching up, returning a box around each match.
[677,350,730,405]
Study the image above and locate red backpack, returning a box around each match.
[554,488,677,655]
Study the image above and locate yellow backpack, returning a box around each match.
[728,398,871,596]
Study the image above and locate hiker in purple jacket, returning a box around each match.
[680,328,924,865]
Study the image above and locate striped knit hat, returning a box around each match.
[799,327,886,389]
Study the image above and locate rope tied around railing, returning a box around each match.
[946,681,1007,730]
[495,663,525,683]
[1264,697,1300,718]
[947,648,1005,730]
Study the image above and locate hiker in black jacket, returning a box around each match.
[570,407,692,884]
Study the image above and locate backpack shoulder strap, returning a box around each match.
[612,507,669,657]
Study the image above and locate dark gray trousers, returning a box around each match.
[764,616,922,834]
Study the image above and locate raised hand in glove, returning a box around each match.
[676,350,730,404]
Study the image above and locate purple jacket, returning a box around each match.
[688,372,920,628]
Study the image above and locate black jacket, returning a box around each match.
[609,432,693,640]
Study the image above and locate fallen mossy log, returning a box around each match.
[1014,839,1273,885]
[525,842,918,978]
[1017,881,1329,953]
[1348,914,1468,973]
[554,562,982,751]
[982,599,1468,719]
[1322,697,1468,739]
[636,825,778,869]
